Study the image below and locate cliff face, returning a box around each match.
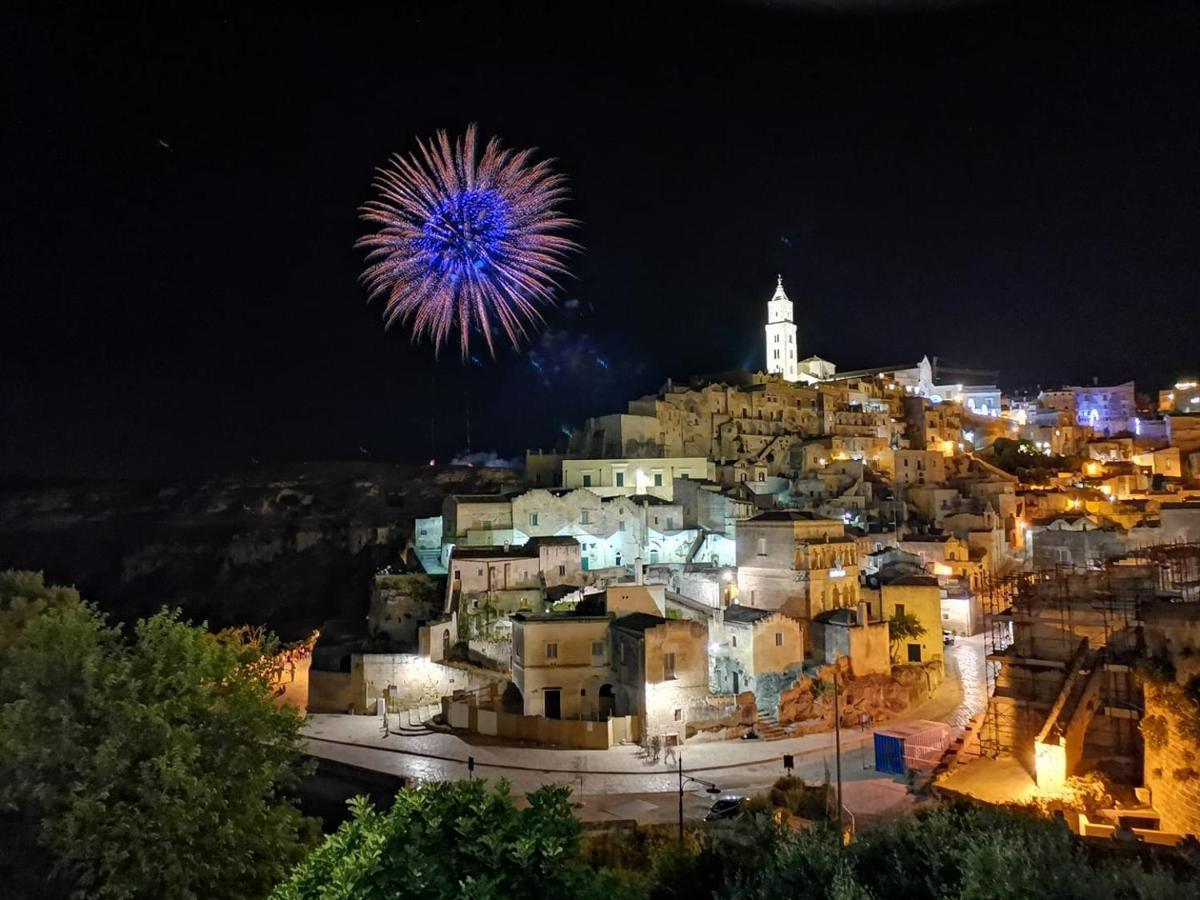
[0,461,522,639]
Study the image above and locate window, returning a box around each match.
[757,538,767,556]
[615,472,625,487]
[558,564,566,576]
[582,474,592,486]
[895,603,905,618]
[666,517,675,530]
[775,632,784,647]
[619,520,626,532]
[529,512,539,526]
[653,516,659,526]
[907,643,922,663]
[731,635,737,648]
[654,473,663,487]
[546,643,559,660]
[674,708,683,722]
[591,641,605,660]
[663,652,676,680]
[453,569,461,580]
[581,510,591,524]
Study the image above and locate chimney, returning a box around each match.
[634,557,644,585]
[857,600,869,625]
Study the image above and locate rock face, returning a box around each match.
[776,663,943,734]
[0,461,522,638]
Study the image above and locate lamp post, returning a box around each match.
[833,665,843,838]
[677,754,722,847]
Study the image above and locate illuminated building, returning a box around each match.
[764,275,801,382]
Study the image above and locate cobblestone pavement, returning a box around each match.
[301,635,987,820]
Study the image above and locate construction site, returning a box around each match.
[939,542,1200,839]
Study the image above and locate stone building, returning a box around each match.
[560,457,713,501]
[810,603,891,677]
[735,510,861,623]
[708,605,805,711]
[870,572,944,670]
[368,572,443,648]
[609,613,710,741]
[510,611,612,719]
[442,493,516,546]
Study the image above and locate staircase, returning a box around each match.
[755,713,789,741]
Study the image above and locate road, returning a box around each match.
[301,635,987,823]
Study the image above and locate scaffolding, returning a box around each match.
[978,543,1200,766]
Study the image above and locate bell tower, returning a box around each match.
[765,275,798,382]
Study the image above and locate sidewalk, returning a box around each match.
[300,635,984,808]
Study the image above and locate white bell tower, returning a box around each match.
[765,275,798,382]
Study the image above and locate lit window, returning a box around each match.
[546,643,558,660]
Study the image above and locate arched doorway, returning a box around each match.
[598,684,615,720]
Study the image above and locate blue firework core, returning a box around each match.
[417,188,511,281]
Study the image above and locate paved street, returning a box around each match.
[301,635,987,822]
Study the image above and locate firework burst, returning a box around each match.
[358,125,578,359]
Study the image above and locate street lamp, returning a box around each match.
[677,754,722,846]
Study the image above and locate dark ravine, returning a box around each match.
[0,460,522,640]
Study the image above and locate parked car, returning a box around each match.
[705,797,746,821]
[942,630,956,646]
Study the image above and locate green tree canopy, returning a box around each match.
[273,779,599,900]
[0,569,81,654]
[887,611,927,661]
[0,580,316,900]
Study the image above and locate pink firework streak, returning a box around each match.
[357,125,579,359]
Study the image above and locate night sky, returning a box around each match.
[4,1,1199,478]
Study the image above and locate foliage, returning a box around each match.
[888,611,927,660]
[0,589,316,900]
[273,780,599,900]
[985,437,1069,480]
[0,569,82,655]
[724,803,1198,900]
[1027,773,1114,817]
[1141,714,1169,750]
[762,775,828,820]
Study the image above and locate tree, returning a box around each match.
[0,569,81,654]
[888,611,927,662]
[273,779,600,900]
[0,586,316,900]
[721,803,1199,900]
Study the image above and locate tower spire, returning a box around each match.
[772,274,788,302]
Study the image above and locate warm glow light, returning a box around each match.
[933,562,952,576]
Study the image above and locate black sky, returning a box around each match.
[3,0,1198,478]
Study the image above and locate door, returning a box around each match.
[544,688,561,720]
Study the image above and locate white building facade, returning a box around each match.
[765,275,800,383]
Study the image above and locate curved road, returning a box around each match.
[301,636,987,814]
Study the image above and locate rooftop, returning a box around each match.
[885,574,941,588]
[722,604,776,625]
[611,612,668,634]
[449,544,538,560]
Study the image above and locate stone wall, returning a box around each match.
[307,654,505,715]
[1143,680,1200,836]
[467,638,513,671]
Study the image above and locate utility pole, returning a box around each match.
[677,753,684,847]
[833,666,843,837]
